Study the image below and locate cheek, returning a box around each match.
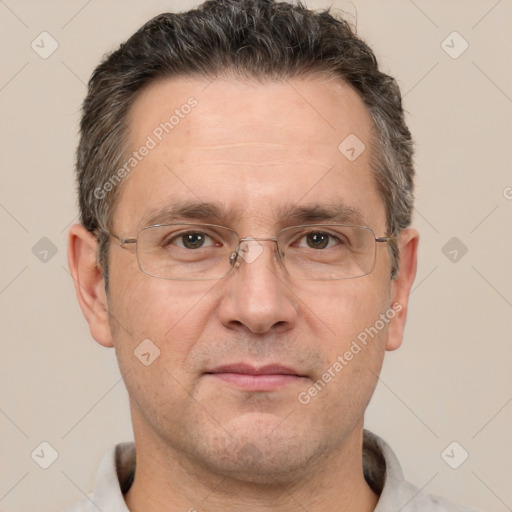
[107,272,215,371]
[297,281,391,419]
[107,278,216,428]
[295,276,392,350]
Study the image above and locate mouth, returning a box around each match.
[204,363,308,391]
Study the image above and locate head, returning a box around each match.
[69,0,418,485]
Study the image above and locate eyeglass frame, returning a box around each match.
[104,222,395,281]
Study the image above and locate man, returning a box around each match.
[66,0,477,510]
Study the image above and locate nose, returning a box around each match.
[218,239,298,334]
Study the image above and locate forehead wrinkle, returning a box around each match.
[165,143,339,166]
[169,160,335,168]
[173,141,311,150]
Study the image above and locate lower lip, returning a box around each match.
[208,372,304,391]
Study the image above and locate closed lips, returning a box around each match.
[205,363,305,376]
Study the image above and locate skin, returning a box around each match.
[68,75,418,511]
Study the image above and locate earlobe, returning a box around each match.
[386,228,419,351]
[67,224,114,348]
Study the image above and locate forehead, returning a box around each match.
[128,74,373,153]
[114,74,384,232]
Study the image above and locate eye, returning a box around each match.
[298,231,342,250]
[172,231,216,249]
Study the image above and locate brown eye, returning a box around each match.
[305,232,331,249]
[180,232,207,249]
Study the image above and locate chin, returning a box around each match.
[212,445,317,485]
[190,419,333,485]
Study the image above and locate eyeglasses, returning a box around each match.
[107,223,393,281]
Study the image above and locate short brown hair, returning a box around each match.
[76,0,414,285]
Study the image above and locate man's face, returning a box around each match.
[102,75,410,481]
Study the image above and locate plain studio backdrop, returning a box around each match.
[1,1,511,511]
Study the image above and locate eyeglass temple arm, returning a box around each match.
[101,230,137,247]
[375,232,397,244]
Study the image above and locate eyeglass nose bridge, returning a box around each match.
[229,236,283,268]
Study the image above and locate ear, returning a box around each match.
[386,228,419,351]
[67,224,114,347]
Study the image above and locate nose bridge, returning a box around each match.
[239,236,278,243]
[221,235,296,334]
[234,236,282,269]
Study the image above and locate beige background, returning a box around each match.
[1,1,511,511]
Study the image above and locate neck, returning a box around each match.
[124,421,379,512]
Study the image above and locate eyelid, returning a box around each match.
[166,227,227,248]
[168,228,214,238]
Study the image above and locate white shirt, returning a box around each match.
[64,431,478,511]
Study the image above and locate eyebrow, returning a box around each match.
[274,203,367,227]
[138,200,368,231]
[138,201,233,230]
